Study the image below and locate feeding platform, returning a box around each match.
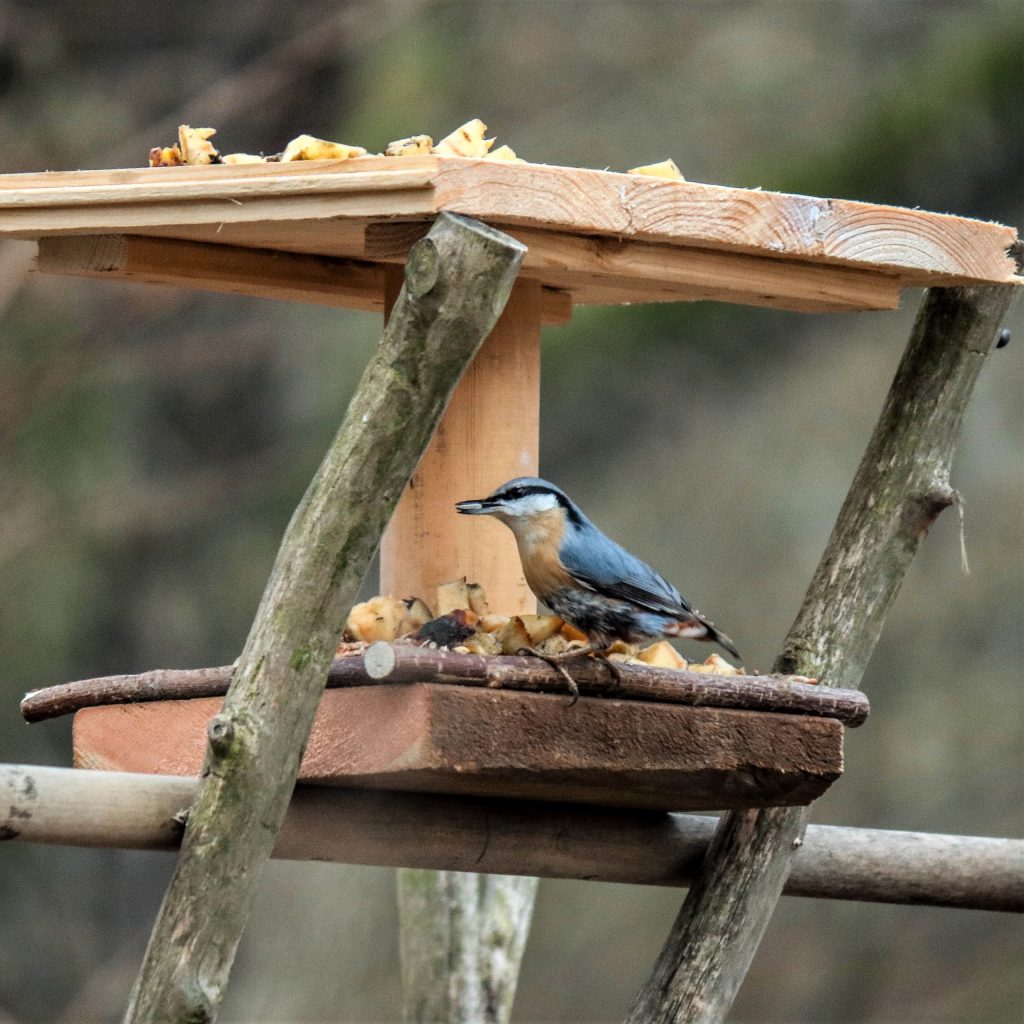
[6,157,1018,816]
[24,644,867,811]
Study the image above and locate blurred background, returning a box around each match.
[0,1,1021,1021]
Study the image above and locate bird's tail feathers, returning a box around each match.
[668,613,741,662]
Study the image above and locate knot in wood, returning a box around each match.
[404,238,440,298]
[206,714,235,757]
[907,485,956,535]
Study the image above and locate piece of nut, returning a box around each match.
[627,158,685,181]
[386,134,433,156]
[281,134,366,161]
[433,118,494,157]
[178,125,220,165]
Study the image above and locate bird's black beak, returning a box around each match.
[455,498,495,515]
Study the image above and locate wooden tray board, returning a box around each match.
[72,683,844,812]
[2,156,1019,314]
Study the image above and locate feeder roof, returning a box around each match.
[0,155,1019,314]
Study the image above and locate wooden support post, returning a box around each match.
[382,270,542,1024]
[121,213,526,1024]
[626,284,1018,1024]
[381,272,541,612]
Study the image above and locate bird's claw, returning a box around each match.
[517,646,581,706]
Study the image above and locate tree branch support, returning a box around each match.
[627,284,1018,1024]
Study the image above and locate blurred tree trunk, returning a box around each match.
[627,283,1018,1024]
[398,870,538,1024]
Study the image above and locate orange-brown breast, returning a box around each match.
[510,509,576,600]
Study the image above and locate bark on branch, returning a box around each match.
[3,765,1021,913]
[21,643,870,726]
[627,285,1018,1024]
[123,213,526,1024]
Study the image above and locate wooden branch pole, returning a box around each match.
[21,647,870,726]
[627,284,1018,1024]
[382,270,542,1024]
[123,213,526,1024]
[4,765,1022,913]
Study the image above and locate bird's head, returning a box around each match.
[455,477,581,532]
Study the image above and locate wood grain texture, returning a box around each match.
[0,157,1017,304]
[35,234,386,311]
[380,273,541,616]
[365,221,903,313]
[627,284,1019,1024]
[71,684,843,811]
[121,213,525,1024]
[4,765,1021,913]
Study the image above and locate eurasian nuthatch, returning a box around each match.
[456,477,739,660]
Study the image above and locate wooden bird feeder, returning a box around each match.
[4,156,1019,814]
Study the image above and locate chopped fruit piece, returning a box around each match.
[485,144,520,162]
[281,134,367,161]
[148,145,183,167]
[221,153,266,165]
[519,614,565,645]
[433,118,494,157]
[345,596,407,643]
[689,653,740,676]
[478,614,510,633]
[637,640,687,670]
[178,126,220,165]
[536,633,575,656]
[386,134,433,156]
[398,597,433,636]
[436,578,471,616]
[412,609,478,648]
[559,621,588,643]
[497,616,533,655]
[627,158,685,181]
[465,582,491,616]
[463,631,503,656]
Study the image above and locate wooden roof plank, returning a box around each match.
[365,221,901,313]
[34,234,386,312]
[1,156,1018,304]
[32,233,574,324]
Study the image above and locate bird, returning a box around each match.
[455,477,739,686]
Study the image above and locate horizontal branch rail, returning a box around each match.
[1,765,1019,913]
[21,644,869,726]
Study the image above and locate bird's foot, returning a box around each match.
[516,646,592,706]
[592,650,625,687]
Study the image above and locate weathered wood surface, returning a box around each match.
[627,284,1019,1024]
[32,232,573,323]
[21,646,870,726]
[0,157,1017,287]
[122,213,526,1024]
[4,765,1022,914]
[71,684,843,811]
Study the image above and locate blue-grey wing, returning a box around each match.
[558,525,691,617]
